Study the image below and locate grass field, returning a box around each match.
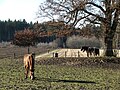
[0,57,120,90]
[0,45,54,59]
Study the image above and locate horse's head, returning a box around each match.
[81,47,84,51]
[81,46,88,52]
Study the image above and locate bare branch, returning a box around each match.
[82,9,106,23]
[86,2,105,13]
[86,17,101,25]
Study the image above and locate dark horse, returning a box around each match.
[81,46,99,57]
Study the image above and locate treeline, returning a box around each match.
[0,19,33,42]
[33,21,103,43]
[13,21,103,48]
[0,19,103,48]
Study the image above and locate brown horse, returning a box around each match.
[24,53,35,80]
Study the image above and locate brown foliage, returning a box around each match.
[13,29,37,47]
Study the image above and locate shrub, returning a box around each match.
[66,35,101,48]
[13,29,37,47]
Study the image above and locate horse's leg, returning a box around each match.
[30,55,35,80]
[29,65,34,80]
[90,52,92,57]
[25,66,29,79]
[87,51,89,57]
[30,70,34,80]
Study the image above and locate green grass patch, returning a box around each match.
[0,58,120,90]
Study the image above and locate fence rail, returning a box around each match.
[36,49,120,58]
[0,46,120,59]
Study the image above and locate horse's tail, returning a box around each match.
[29,54,35,72]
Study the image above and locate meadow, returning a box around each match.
[0,57,120,90]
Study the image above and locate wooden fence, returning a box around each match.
[0,46,54,59]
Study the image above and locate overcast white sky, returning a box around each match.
[0,0,45,23]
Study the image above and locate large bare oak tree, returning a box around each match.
[38,0,120,56]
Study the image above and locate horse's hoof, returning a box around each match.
[25,77,27,79]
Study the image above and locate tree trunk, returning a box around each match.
[105,37,114,56]
[104,23,116,57]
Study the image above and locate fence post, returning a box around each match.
[47,49,50,53]
[65,51,67,57]
[13,53,16,59]
[78,51,80,57]
[28,47,30,54]
[55,53,58,57]
[53,52,54,57]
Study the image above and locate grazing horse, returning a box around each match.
[24,53,35,80]
[81,46,99,57]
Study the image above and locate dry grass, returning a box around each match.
[0,45,54,59]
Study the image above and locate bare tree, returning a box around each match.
[38,0,120,56]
